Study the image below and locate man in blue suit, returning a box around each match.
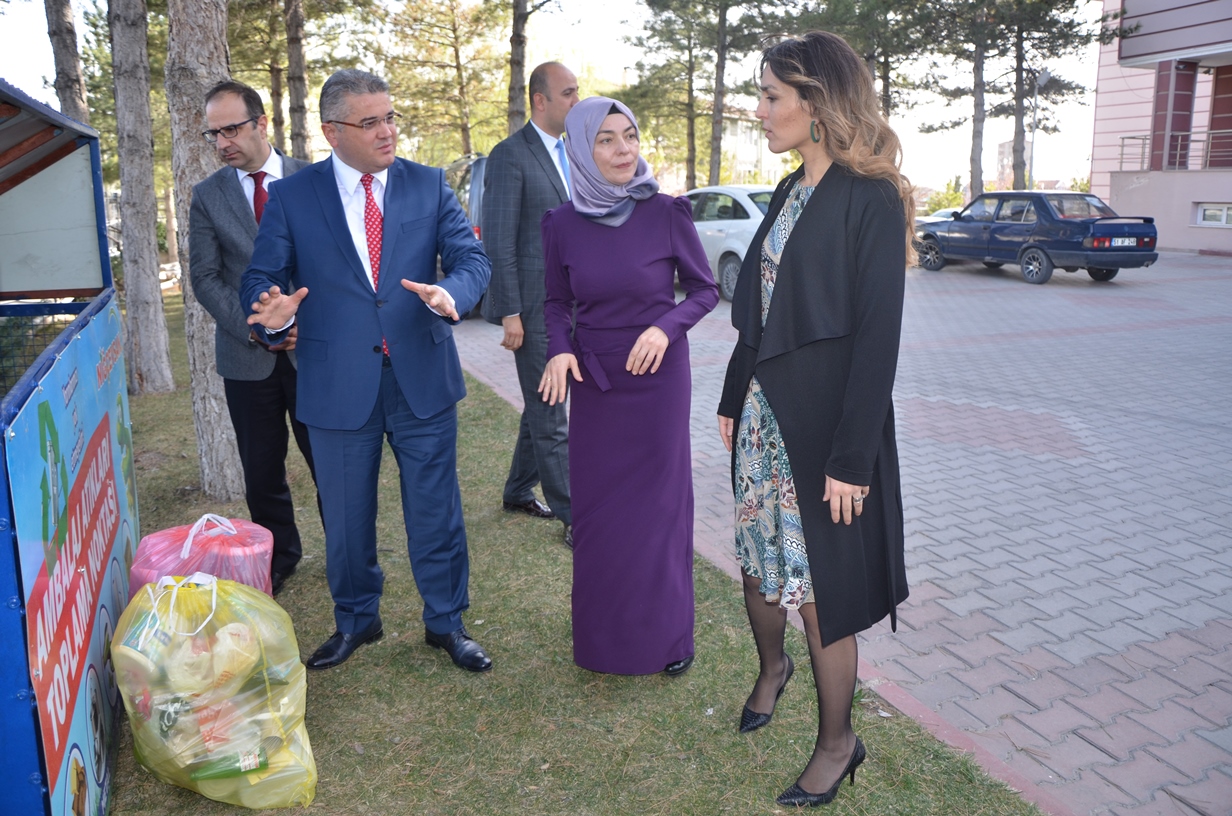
[241,69,493,672]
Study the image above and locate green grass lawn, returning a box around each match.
[110,295,1040,815]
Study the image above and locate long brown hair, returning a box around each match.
[761,31,917,265]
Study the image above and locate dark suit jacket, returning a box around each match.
[718,162,909,645]
[240,156,491,430]
[190,151,308,380]
[479,122,569,329]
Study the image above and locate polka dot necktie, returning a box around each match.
[360,173,389,357]
[249,171,268,223]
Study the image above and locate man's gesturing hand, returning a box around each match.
[401,280,460,321]
[247,285,308,329]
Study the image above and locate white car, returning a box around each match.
[684,185,775,301]
[915,207,961,227]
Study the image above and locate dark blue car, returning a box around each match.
[914,191,1159,284]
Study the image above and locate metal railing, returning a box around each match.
[1119,129,1232,171]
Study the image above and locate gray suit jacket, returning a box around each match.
[480,123,568,330]
[189,151,308,380]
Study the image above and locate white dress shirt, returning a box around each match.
[330,153,387,291]
[235,147,283,212]
[328,152,453,316]
[530,120,570,197]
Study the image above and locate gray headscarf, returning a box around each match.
[564,97,659,227]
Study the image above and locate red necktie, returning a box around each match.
[249,171,268,223]
[361,174,389,356]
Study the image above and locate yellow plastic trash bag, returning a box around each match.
[112,572,316,808]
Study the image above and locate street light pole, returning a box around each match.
[1027,67,1051,190]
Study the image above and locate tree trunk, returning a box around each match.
[165,0,245,501]
[685,42,696,192]
[707,0,727,186]
[109,0,175,395]
[879,53,892,115]
[506,0,528,136]
[163,183,178,262]
[1011,26,1027,190]
[268,0,285,153]
[284,0,309,161]
[450,6,473,156]
[44,0,90,124]
[969,42,985,199]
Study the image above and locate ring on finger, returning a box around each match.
[852,495,864,504]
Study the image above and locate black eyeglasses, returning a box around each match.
[202,117,258,143]
[326,112,401,132]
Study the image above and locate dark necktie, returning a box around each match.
[249,171,268,223]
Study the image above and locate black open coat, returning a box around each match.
[718,162,909,646]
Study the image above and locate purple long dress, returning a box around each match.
[543,194,719,674]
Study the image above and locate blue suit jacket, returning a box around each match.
[240,156,491,430]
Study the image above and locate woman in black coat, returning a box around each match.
[716,31,915,808]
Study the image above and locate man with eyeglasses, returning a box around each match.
[241,69,494,674]
[189,80,321,598]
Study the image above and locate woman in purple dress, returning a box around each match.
[539,97,718,676]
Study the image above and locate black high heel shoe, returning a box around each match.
[738,653,794,733]
[775,736,866,807]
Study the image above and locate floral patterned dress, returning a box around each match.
[734,181,815,609]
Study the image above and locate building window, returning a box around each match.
[1197,203,1232,227]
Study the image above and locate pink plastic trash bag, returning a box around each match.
[130,514,272,600]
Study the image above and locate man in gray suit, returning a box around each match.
[190,80,320,594]
[482,62,580,546]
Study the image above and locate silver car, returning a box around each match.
[684,185,775,300]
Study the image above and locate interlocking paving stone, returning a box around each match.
[1145,735,1232,780]
[1030,734,1122,782]
[1015,701,1104,743]
[1077,716,1171,762]
[1080,600,1145,630]
[986,599,1051,629]
[1181,619,1232,652]
[1126,698,1219,743]
[938,610,1006,641]
[956,685,1041,728]
[936,591,1000,617]
[1095,749,1199,802]
[1055,659,1137,697]
[1157,767,1232,816]
[1113,669,1201,709]
[1061,769,1140,814]
[1040,611,1101,641]
[1197,725,1232,754]
[1064,688,1153,731]
[1044,632,1121,666]
[453,252,1232,815]
[1127,611,1197,641]
[951,654,1032,695]
[1003,672,1089,711]
[1197,649,1232,676]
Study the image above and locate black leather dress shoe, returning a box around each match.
[502,498,555,519]
[563,525,574,550]
[425,626,493,672]
[270,566,296,596]
[664,655,694,676]
[305,620,383,670]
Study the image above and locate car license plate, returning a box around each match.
[1111,237,1137,247]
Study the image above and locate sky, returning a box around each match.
[1,0,1101,193]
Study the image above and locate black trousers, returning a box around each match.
[223,352,320,576]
